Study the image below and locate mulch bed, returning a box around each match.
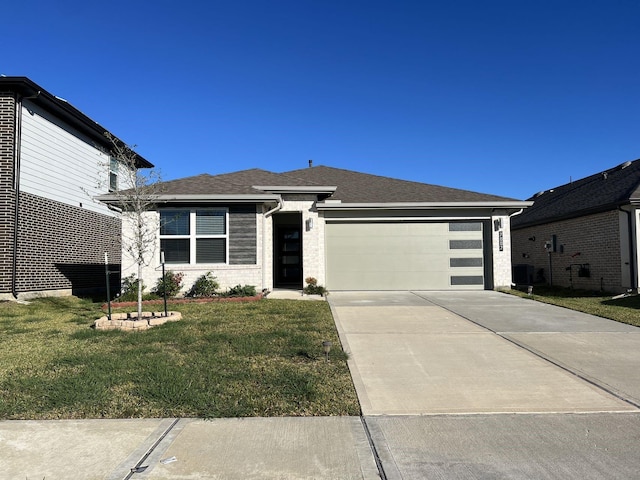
[102,293,264,311]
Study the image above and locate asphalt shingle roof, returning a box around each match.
[512,158,640,229]
[284,166,516,203]
[159,166,518,203]
[159,169,321,195]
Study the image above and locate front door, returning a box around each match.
[275,226,302,287]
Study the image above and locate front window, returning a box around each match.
[160,209,227,264]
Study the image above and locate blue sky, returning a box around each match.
[3,0,639,200]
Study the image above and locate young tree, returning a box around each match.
[98,133,162,318]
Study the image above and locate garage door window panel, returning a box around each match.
[449,222,482,231]
[451,276,484,285]
[450,257,483,267]
[450,239,483,249]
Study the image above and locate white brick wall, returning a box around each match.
[491,213,513,289]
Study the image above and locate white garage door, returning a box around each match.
[325,221,486,290]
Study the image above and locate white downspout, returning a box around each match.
[262,196,283,291]
[509,208,524,219]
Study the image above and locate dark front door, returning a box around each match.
[275,226,302,287]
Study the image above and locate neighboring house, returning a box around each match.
[511,159,640,294]
[0,76,152,300]
[99,166,531,293]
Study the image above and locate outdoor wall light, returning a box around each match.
[306,218,314,231]
[322,341,332,361]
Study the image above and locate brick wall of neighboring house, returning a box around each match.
[511,210,623,292]
[0,92,16,294]
[15,192,121,296]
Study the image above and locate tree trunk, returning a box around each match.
[137,262,143,318]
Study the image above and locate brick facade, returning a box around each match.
[511,210,624,292]
[491,213,513,289]
[0,92,17,294]
[15,192,122,297]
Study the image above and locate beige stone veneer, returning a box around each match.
[93,311,182,331]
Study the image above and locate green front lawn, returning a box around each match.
[506,286,640,327]
[0,297,360,419]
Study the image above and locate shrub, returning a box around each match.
[118,274,145,302]
[187,272,220,297]
[225,284,257,297]
[153,271,184,298]
[303,277,327,296]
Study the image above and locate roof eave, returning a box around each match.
[96,193,280,205]
[512,201,633,230]
[0,76,153,169]
[317,201,533,211]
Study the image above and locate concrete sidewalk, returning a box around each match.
[0,417,379,480]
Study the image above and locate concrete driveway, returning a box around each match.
[329,290,640,479]
[329,291,638,415]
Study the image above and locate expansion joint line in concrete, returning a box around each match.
[124,418,181,479]
[423,294,640,411]
[499,336,640,410]
[360,416,387,480]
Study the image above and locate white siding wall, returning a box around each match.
[19,100,114,216]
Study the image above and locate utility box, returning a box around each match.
[513,264,534,285]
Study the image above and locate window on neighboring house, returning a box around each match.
[160,209,228,264]
[109,157,119,191]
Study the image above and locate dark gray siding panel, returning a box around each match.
[229,205,257,265]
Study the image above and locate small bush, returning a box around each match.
[187,272,220,297]
[153,271,184,297]
[118,274,145,302]
[225,284,257,297]
[303,277,327,296]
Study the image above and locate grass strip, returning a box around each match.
[506,286,640,327]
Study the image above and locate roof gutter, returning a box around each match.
[317,201,533,211]
[96,193,281,206]
[513,201,632,230]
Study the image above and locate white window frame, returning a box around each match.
[159,208,229,264]
[109,156,119,192]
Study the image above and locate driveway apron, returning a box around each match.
[329,291,636,415]
[417,290,640,407]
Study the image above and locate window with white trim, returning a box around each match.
[109,157,119,191]
[160,209,228,264]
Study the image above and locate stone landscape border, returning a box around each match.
[93,311,182,331]
[94,294,264,331]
